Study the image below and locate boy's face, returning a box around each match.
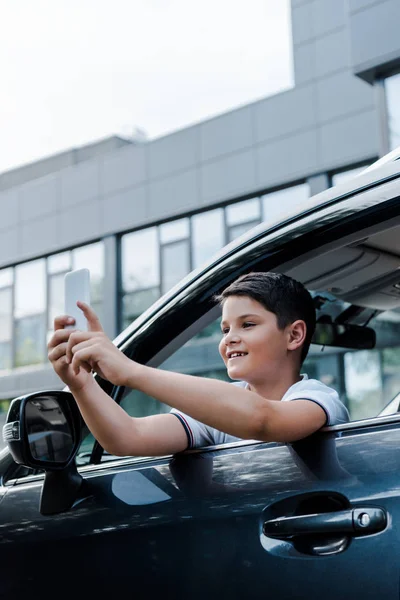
[218,295,297,383]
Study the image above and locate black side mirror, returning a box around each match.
[3,391,83,515]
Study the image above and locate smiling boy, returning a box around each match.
[47,272,349,456]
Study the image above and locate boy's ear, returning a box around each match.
[287,320,307,351]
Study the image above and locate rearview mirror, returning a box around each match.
[3,391,83,515]
[312,320,376,350]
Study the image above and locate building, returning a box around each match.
[0,0,399,418]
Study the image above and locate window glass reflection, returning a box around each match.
[386,72,400,151]
[122,288,160,329]
[162,241,190,293]
[15,314,46,367]
[48,251,71,275]
[262,184,309,223]
[344,350,382,421]
[72,242,104,304]
[0,268,13,288]
[48,273,65,331]
[192,209,225,269]
[0,288,12,342]
[160,219,189,244]
[15,260,46,318]
[226,198,260,226]
[122,228,160,292]
[0,342,11,370]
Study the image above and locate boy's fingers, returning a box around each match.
[76,301,103,332]
[48,329,74,350]
[54,315,75,331]
[66,331,99,362]
[48,342,68,362]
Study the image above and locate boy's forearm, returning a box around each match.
[128,364,267,440]
[70,378,136,455]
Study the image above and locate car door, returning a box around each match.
[1,171,400,599]
[0,418,399,600]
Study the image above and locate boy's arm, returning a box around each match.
[124,366,327,442]
[65,304,327,444]
[48,315,188,457]
[71,379,188,456]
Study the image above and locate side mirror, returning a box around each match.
[3,391,83,515]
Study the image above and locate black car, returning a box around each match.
[2,152,400,600]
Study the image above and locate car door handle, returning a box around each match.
[263,507,387,539]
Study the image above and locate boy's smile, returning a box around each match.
[218,295,296,387]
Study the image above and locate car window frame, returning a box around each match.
[2,162,399,490]
[8,169,400,480]
[83,173,400,465]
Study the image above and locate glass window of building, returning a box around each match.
[47,251,72,341]
[262,183,309,223]
[47,272,66,337]
[159,218,189,244]
[72,242,104,320]
[386,72,400,151]
[0,268,13,288]
[48,251,71,275]
[15,259,46,367]
[161,241,190,294]
[122,228,159,292]
[192,209,225,269]
[0,268,13,370]
[226,198,260,226]
[160,218,190,294]
[226,198,261,242]
[122,288,160,330]
[121,228,160,327]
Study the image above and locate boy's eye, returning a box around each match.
[242,322,255,328]
[221,328,229,335]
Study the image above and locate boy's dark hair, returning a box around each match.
[216,272,316,365]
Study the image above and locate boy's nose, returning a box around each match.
[225,331,240,344]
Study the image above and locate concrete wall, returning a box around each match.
[348,0,400,82]
[0,135,132,193]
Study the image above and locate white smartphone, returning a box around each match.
[64,268,91,331]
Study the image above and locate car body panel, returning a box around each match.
[0,422,400,598]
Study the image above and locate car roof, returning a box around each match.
[361,145,400,174]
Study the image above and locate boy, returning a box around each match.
[47,272,349,456]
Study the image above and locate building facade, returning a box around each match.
[0,0,399,420]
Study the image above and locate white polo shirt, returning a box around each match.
[171,374,349,449]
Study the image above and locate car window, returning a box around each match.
[119,319,230,416]
[97,319,229,463]
[305,302,400,421]
[97,288,400,463]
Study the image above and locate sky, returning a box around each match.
[0,0,293,173]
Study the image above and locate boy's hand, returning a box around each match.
[65,302,136,387]
[47,315,93,392]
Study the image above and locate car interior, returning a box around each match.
[136,213,400,435]
[283,216,400,420]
